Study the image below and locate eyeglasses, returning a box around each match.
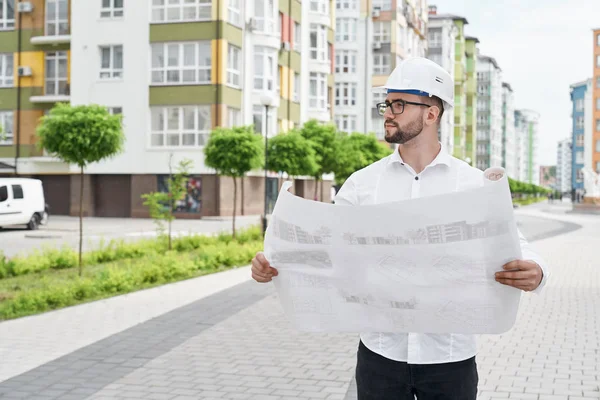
[376,100,432,116]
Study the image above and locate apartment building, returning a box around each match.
[476,54,502,170]
[464,36,478,165]
[514,109,540,185]
[334,0,428,139]
[0,0,335,217]
[569,79,592,197]
[502,82,516,178]
[556,138,572,194]
[593,29,600,174]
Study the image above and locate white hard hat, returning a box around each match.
[374,57,454,111]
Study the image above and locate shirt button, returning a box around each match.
[401,163,405,166]
[415,176,419,181]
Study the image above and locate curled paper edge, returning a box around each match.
[483,167,506,186]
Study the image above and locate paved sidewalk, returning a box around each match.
[0,204,598,399]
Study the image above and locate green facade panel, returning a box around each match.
[0,29,70,53]
[291,0,302,22]
[0,87,57,110]
[277,98,301,123]
[149,85,242,108]
[328,28,334,44]
[150,22,242,47]
[278,50,301,72]
[0,145,42,158]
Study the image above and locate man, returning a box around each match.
[251,57,549,399]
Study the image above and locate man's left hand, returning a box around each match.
[495,260,543,292]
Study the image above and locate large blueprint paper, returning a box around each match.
[264,168,523,334]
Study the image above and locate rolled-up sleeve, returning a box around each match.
[518,228,550,294]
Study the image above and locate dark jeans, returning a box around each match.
[356,341,478,400]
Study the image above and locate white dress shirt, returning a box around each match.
[334,144,549,364]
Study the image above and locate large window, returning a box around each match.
[335,18,356,42]
[45,51,68,95]
[0,0,15,30]
[373,22,391,43]
[151,42,211,85]
[227,44,241,88]
[0,53,13,87]
[253,46,276,91]
[597,118,600,132]
[158,175,202,213]
[372,0,392,11]
[293,22,301,51]
[252,104,275,136]
[373,53,390,75]
[309,72,327,109]
[336,115,356,133]
[254,0,276,33]
[336,0,355,10]
[293,72,300,102]
[575,151,584,164]
[151,0,211,23]
[228,0,240,26]
[575,134,584,147]
[0,111,13,145]
[150,106,211,147]
[100,45,123,79]
[597,139,600,152]
[228,107,241,127]
[335,82,356,106]
[575,98,584,111]
[100,0,124,18]
[310,0,328,13]
[335,50,356,73]
[576,116,584,130]
[428,29,442,48]
[46,0,69,35]
[310,24,327,62]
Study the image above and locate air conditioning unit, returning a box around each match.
[18,1,33,13]
[372,8,380,17]
[18,66,32,77]
[281,41,291,51]
[372,41,382,50]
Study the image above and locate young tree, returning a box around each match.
[333,132,392,186]
[299,120,339,201]
[266,130,318,187]
[142,155,193,250]
[37,103,124,276]
[204,126,263,238]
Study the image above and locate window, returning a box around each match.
[371,114,385,139]
[598,34,600,47]
[0,186,6,202]
[228,0,240,26]
[335,50,356,73]
[428,29,442,47]
[11,185,23,199]
[428,53,442,67]
[336,0,355,10]
[576,134,584,147]
[575,98,584,111]
[46,0,69,35]
[597,161,600,174]
[372,0,392,10]
[253,105,264,135]
[276,66,281,95]
[151,42,211,85]
[0,111,13,145]
[228,108,241,127]
[293,72,300,102]
[0,53,13,87]
[335,115,357,133]
[0,0,15,30]
[597,55,600,68]
[150,106,211,147]
[373,54,390,75]
[254,0,276,33]
[597,77,600,89]
[597,98,600,111]
[576,168,584,182]
[576,151,584,164]
[227,45,241,87]
[100,0,123,18]
[253,46,276,91]
[310,0,328,13]
[309,24,327,62]
[108,107,122,115]
[151,0,211,23]
[45,51,68,95]
[597,118,600,131]
[335,82,356,106]
[100,45,123,79]
[336,18,357,42]
[373,22,391,43]
[373,91,386,105]
[293,22,301,51]
[576,116,584,130]
[597,139,600,152]
[309,72,327,109]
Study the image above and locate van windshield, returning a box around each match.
[0,186,7,202]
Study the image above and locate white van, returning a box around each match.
[0,178,49,230]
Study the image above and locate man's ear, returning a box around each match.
[425,106,440,126]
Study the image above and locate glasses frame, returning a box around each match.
[376,99,432,116]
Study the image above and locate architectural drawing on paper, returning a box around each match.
[343,220,510,246]
[271,216,332,244]
[284,271,330,289]
[432,256,488,284]
[292,296,333,315]
[436,301,497,330]
[271,250,333,269]
[338,290,418,310]
[374,255,420,283]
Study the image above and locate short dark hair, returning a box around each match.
[425,95,444,122]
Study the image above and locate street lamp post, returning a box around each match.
[260,93,275,236]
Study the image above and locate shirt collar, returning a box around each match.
[387,142,452,169]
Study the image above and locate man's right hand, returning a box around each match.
[251,252,279,283]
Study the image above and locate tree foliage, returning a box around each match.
[37,103,125,276]
[299,120,339,199]
[266,130,318,179]
[204,126,263,237]
[333,132,393,186]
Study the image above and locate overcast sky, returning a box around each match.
[430,0,600,166]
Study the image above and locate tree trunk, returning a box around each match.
[313,178,318,201]
[168,155,173,251]
[78,165,84,277]
[320,179,324,202]
[241,176,245,216]
[232,177,237,239]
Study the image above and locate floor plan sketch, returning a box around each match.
[267,168,523,334]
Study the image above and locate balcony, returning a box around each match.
[29,83,70,104]
[31,22,71,45]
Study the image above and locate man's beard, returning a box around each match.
[384,117,424,144]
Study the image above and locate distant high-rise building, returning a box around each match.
[464,36,479,166]
[556,139,572,194]
[592,29,600,174]
[476,55,503,170]
[569,79,592,198]
[502,83,516,178]
[514,109,540,185]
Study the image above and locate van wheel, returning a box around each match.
[27,215,40,231]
